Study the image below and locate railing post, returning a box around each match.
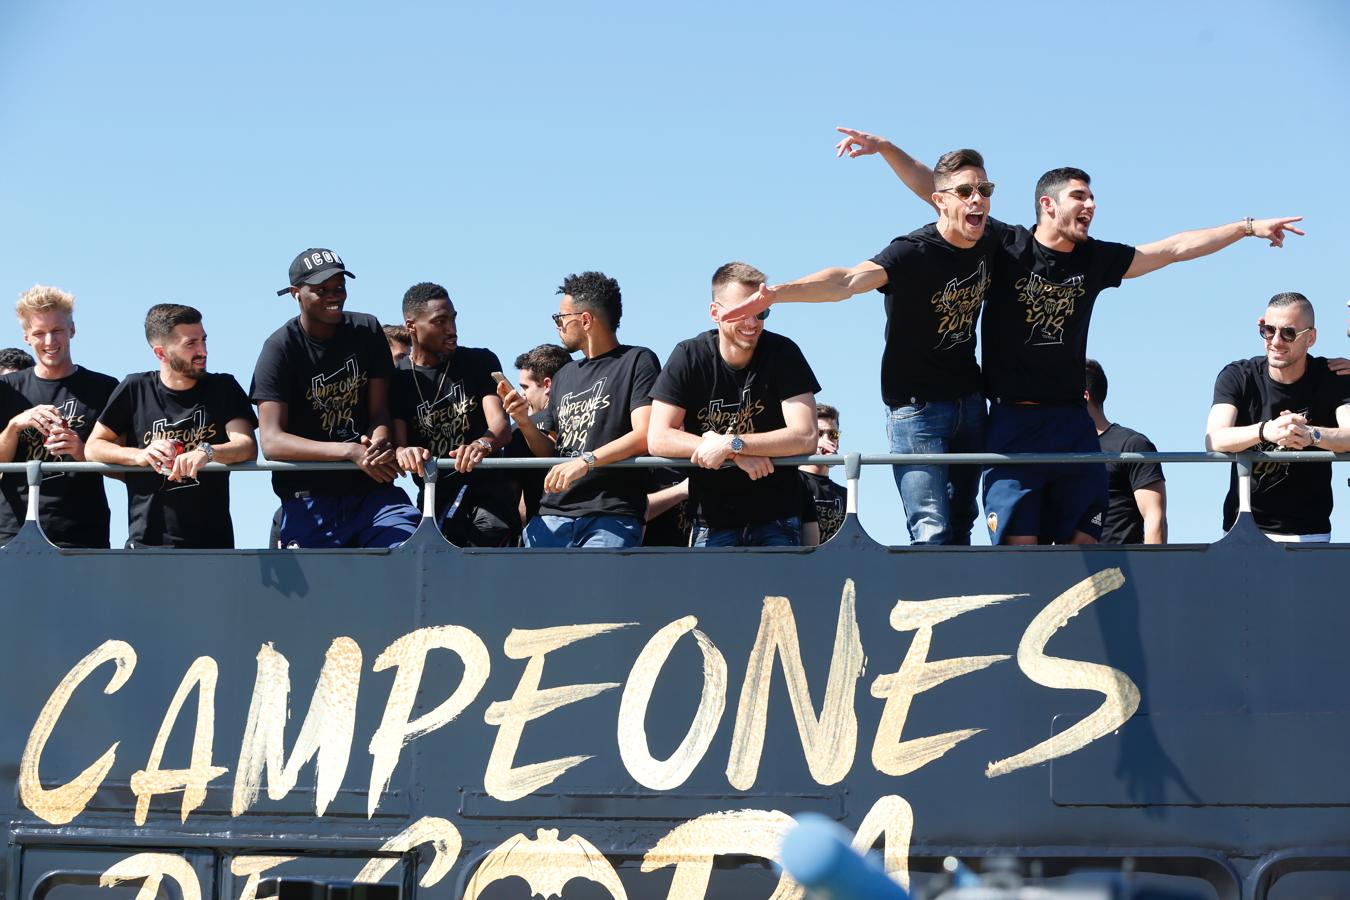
[1236,451,1253,513]
[24,460,42,522]
[844,453,861,516]
[422,457,438,520]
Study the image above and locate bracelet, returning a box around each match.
[474,438,493,453]
[1258,420,1269,443]
[1243,216,1254,237]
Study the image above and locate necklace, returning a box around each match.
[411,357,450,415]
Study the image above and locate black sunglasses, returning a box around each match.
[939,181,996,200]
[552,311,586,327]
[714,302,770,321]
[1258,322,1312,342]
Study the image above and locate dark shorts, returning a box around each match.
[280,484,420,549]
[981,403,1107,544]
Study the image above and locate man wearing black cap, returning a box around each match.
[250,248,420,548]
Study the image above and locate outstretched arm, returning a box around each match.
[835,126,938,211]
[719,262,888,321]
[1125,217,1304,279]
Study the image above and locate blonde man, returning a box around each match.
[0,285,118,547]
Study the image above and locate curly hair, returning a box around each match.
[514,344,571,381]
[557,271,622,330]
[0,347,35,373]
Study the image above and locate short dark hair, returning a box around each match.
[383,324,410,346]
[1267,291,1315,326]
[711,262,767,299]
[816,403,840,423]
[1084,358,1108,405]
[514,343,571,381]
[933,149,985,186]
[0,347,35,372]
[144,303,202,345]
[1035,167,1091,222]
[557,271,622,330]
[402,282,452,320]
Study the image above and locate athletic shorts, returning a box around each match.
[981,403,1107,544]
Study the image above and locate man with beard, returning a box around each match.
[251,248,419,548]
[800,403,848,545]
[86,304,257,548]
[499,271,660,548]
[1206,292,1350,541]
[0,285,117,548]
[648,262,819,547]
[815,126,1303,545]
[716,149,997,545]
[392,282,514,546]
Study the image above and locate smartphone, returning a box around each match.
[490,371,515,391]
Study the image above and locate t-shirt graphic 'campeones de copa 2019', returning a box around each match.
[0,366,117,548]
[981,221,1136,404]
[250,312,394,501]
[392,346,503,508]
[869,222,998,405]
[537,344,660,520]
[801,470,847,543]
[650,330,820,530]
[97,371,257,548]
[1213,355,1350,536]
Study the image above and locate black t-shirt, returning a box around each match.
[1096,423,1164,545]
[537,344,660,519]
[870,223,996,404]
[982,222,1136,403]
[643,466,693,547]
[0,366,116,548]
[801,470,847,543]
[97,372,257,548]
[650,330,820,529]
[1213,356,1350,534]
[391,348,502,510]
[250,312,394,501]
[504,411,549,526]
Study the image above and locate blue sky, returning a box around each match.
[2,0,1347,547]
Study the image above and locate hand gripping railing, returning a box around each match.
[2,450,1346,524]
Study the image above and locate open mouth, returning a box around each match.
[964,211,986,229]
[1075,214,1092,229]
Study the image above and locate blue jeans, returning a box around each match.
[691,516,801,547]
[279,485,420,549]
[886,392,986,545]
[523,513,642,548]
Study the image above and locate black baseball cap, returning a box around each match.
[276,248,356,296]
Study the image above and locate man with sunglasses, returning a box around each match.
[499,271,660,548]
[718,149,998,545]
[649,262,819,547]
[825,126,1303,545]
[1206,292,1350,541]
[250,248,420,548]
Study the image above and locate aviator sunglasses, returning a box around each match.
[1258,320,1313,342]
[939,181,996,200]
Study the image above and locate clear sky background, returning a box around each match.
[1,0,1347,548]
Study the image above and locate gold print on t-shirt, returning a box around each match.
[141,408,218,451]
[20,400,85,474]
[305,357,367,442]
[556,378,611,453]
[1015,273,1086,346]
[931,259,989,351]
[416,382,476,457]
[697,387,763,436]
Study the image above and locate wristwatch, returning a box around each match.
[199,442,215,463]
[581,450,597,472]
[474,438,494,453]
[729,435,745,455]
[1310,427,1322,446]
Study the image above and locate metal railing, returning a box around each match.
[2,451,1346,524]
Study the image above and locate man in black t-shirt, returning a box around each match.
[1206,292,1350,541]
[392,282,514,547]
[718,150,997,545]
[86,304,258,548]
[800,403,848,546]
[826,126,1303,545]
[1084,360,1166,545]
[0,285,116,548]
[250,248,419,549]
[502,344,571,533]
[649,262,819,547]
[499,272,660,548]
